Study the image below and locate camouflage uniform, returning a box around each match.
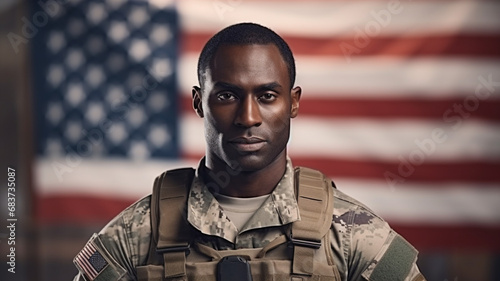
[73,160,425,281]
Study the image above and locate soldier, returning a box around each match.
[73,22,426,281]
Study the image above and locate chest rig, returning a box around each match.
[136,167,341,281]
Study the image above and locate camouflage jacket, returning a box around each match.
[73,160,425,281]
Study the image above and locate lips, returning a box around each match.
[228,137,266,152]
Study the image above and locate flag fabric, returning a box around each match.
[33,0,500,254]
[74,239,108,280]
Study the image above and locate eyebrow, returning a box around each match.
[213,81,283,92]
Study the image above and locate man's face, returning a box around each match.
[193,44,301,172]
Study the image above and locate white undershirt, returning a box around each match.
[213,193,270,231]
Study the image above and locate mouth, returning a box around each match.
[228,137,266,152]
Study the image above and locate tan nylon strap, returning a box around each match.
[157,168,195,249]
[291,167,334,276]
[151,168,195,278]
[163,251,187,278]
[256,235,288,258]
[293,246,316,276]
[194,243,222,260]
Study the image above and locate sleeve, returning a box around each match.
[72,196,153,281]
[347,206,426,281]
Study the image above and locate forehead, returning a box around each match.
[206,44,289,88]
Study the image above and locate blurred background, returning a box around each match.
[1,0,499,280]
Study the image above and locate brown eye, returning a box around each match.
[259,93,276,102]
[217,92,237,101]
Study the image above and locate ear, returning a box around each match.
[290,86,301,118]
[192,86,204,118]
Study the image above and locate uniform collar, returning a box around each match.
[187,158,300,243]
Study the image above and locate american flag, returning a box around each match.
[74,240,108,280]
[33,0,500,274]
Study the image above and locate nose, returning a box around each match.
[234,96,262,128]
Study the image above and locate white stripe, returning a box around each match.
[179,54,500,98]
[179,0,500,36]
[181,114,500,161]
[35,160,500,225]
[35,158,197,198]
[335,178,500,225]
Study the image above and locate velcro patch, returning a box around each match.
[368,235,418,281]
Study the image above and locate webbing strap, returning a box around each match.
[151,168,195,279]
[163,252,186,278]
[291,167,334,276]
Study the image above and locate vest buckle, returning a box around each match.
[289,238,321,249]
[156,243,191,255]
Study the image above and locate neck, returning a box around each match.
[201,154,287,198]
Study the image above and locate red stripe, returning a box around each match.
[180,94,500,120]
[78,244,99,278]
[182,153,500,184]
[37,194,136,223]
[37,195,500,250]
[181,33,500,57]
[291,157,500,183]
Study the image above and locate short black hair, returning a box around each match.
[197,22,296,89]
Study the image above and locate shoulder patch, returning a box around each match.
[74,234,126,281]
[362,234,418,281]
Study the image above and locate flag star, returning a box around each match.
[65,121,83,143]
[106,85,126,107]
[129,39,150,62]
[85,65,105,88]
[149,58,172,81]
[127,107,146,128]
[128,7,148,28]
[65,48,84,70]
[147,91,169,112]
[46,102,64,125]
[150,25,172,46]
[85,102,106,125]
[47,31,66,53]
[108,122,127,145]
[66,83,85,107]
[148,125,170,148]
[47,64,65,87]
[108,21,129,43]
[128,140,150,161]
[87,3,107,25]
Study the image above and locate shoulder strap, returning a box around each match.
[291,166,334,276]
[147,167,195,278]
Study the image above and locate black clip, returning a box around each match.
[289,238,321,249]
[157,244,191,255]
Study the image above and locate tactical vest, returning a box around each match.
[136,167,341,281]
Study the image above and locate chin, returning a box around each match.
[224,153,268,172]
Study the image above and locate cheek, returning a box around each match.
[264,105,292,134]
